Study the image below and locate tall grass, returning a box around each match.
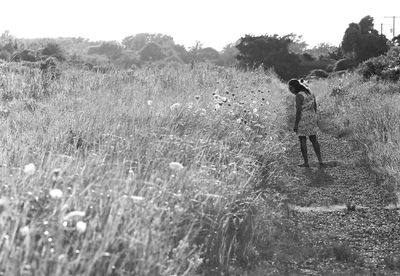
[310,73,400,204]
[0,63,293,275]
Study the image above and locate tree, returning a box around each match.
[122,33,174,51]
[235,34,301,80]
[87,41,123,60]
[220,43,239,67]
[41,42,66,61]
[341,15,389,63]
[138,42,166,62]
[287,34,308,54]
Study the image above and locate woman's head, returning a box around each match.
[288,78,309,94]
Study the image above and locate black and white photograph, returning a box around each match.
[1,0,400,275]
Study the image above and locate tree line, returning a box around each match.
[0,15,396,80]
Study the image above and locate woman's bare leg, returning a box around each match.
[298,136,309,167]
[309,135,323,165]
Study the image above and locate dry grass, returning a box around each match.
[0,63,294,275]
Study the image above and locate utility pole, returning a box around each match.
[381,23,383,35]
[384,16,400,38]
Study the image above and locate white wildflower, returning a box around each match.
[64,211,85,221]
[170,102,181,111]
[131,195,145,202]
[169,162,184,171]
[186,102,193,109]
[76,221,87,233]
[20,226,30,236]
[49,189,63,199]
[23,163,36,175]
[147,100,153,106]
[253,108,258,113]
[236,118,242,124]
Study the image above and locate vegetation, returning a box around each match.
[1,14,400,275]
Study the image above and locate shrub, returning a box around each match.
[11,49,38,62]
[0,50,10,61]
[333,58,357,71]
[307,69,329,79]
[41,42,66,61]
[357,46,400,81]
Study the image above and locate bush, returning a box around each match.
[333,58,357,71]
[11,49,38,62]
[41,42,66,61]
[307,69,329,79]
[0,50,10,61]
[357,46,400,81]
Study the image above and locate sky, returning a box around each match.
[1,0,399,51]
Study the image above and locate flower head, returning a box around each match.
[20,226,30,237]
[23,163,36,175]
[170,103,181,111]
[49,189,63,199]
[76,221,87,233]
[169,162,184,171]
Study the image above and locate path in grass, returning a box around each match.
[274,130,400,273]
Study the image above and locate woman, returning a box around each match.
[288,79,323,167]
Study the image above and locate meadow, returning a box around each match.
[0,61,399,275]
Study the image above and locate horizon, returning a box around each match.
[1,0,399,51]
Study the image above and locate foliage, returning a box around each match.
[220,43,239,67]
[41,42,66,61]
[287,33,308,54]
[305,43,339,60]
[307,69,329,79]
[235,34,301,80]
[87,41,123,60]
[333,58,358,72]
[357,46,400,81]
[138,42,166,62]
[11,49,38,62]
[0,50,11,61]
[122,33,175,51]
[341,15,389,63]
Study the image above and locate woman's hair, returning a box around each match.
[288,78,310,94]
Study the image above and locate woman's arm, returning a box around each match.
[294,93,303,132]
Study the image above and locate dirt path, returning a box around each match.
[272,131,400,274]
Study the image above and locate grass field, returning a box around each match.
[0,62,399,275]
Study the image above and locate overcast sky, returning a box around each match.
[1,0,399,50]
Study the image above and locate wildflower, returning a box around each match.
[147,100,153,106]
[194,95,200,100]
[170,102,181,111]
[169,162,184,171]
[76,221,87,233]
[253,108,258,113]
[64,211,85,221]
[186,102,193,109]
[214,104,221,110]
[131,195,145,202]
[49,189,63,199]
[236,118,242,124]
[20,226,30,237]
[23,163,36,175]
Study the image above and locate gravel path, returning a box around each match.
[273,131,400,274]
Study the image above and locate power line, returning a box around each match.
[384,16,400,38]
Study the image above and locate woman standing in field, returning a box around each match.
[288,79,324,167]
